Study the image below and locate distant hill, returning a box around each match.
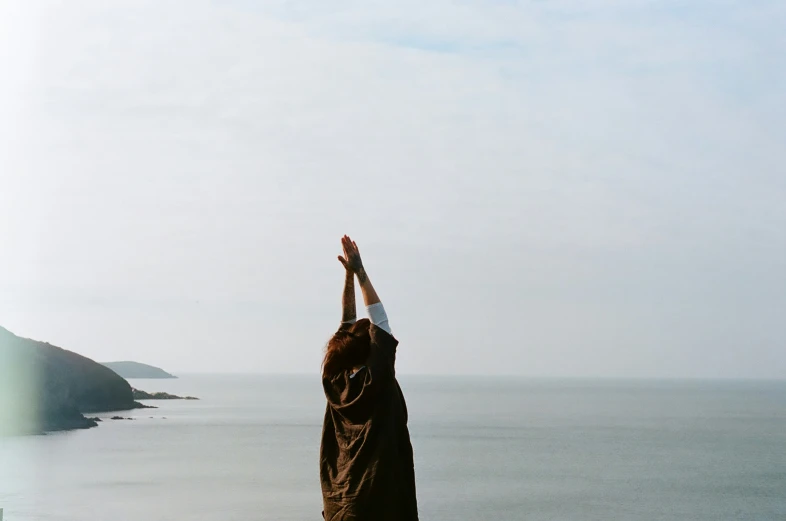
[0,326,146,435]
[102,361,177,379]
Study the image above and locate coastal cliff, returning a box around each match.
[0,326,147,435]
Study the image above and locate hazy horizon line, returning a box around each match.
[148,372,786,382]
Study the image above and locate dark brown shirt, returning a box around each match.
[320,324,418,521]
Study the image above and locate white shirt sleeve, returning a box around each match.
[366,302,391,334]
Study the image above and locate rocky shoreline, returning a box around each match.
[132,389,199,400]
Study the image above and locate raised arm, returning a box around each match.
[341,236,379,306]
[337,238,357,324]
[340,235,390,333]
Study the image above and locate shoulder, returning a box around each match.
[369,324,398,373]
[370,323,398,349]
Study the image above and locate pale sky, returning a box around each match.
[0,0,783,378]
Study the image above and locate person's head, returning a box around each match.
[322,318,371,379]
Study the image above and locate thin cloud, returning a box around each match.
[0,0,783,377]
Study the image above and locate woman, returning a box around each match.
[320,235,419,521]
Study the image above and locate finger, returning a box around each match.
[352,240,359,253]
[338,256,348,268]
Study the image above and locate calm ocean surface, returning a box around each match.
[1,375,785,520]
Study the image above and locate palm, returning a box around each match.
[338,235,363,273]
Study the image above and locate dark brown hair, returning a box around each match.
[322,318,371,379]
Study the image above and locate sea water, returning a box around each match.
[1,375,785,520]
